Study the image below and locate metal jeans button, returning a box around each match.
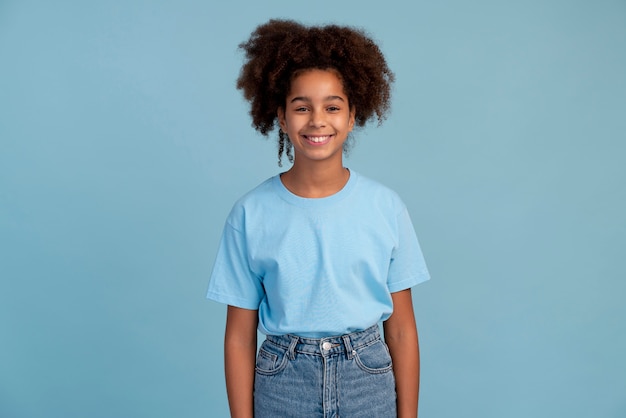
[322,341,332,350]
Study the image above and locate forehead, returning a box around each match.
[288,68,347,97]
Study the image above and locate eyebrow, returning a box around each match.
[289,95,346,103]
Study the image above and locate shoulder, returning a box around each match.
[234,176,277,206]
[351,171,406,213]
[354,172,399,196]
[225,176,279,229]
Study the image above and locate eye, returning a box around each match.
[294,106,309,112]
[327,106,340,112]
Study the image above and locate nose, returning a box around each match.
[308,109,326,128]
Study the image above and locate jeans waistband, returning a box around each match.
[264,324,381,359]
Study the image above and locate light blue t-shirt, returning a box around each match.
[207,170,429,337]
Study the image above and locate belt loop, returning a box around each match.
[287,335,298,360]
[342,335,355,360]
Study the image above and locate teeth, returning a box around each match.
[307,135,330,143]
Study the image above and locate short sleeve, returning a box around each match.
[206,221,265,309]
[387,207,430,293]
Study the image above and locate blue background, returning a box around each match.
[1,1,625,417]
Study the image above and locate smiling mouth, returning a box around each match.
[303,135,333,143]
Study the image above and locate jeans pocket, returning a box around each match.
[255,340,288,376]
[353,340,393,374]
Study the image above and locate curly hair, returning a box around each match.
[236,19,395,165]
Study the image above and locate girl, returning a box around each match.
[207,19,430,418]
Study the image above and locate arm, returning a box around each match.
[383,288,420,418]
[224,305,259,418]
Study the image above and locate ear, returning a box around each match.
[348,107,356,131]
[277,107,287,132]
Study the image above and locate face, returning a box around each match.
[278,69,355,167]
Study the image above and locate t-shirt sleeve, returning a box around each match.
[206,221,264,310]
[387,207,430,293]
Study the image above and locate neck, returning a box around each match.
[281,160,349,198]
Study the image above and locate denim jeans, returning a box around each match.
[254,324,397,417]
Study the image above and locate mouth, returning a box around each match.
[303,134,333,145]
